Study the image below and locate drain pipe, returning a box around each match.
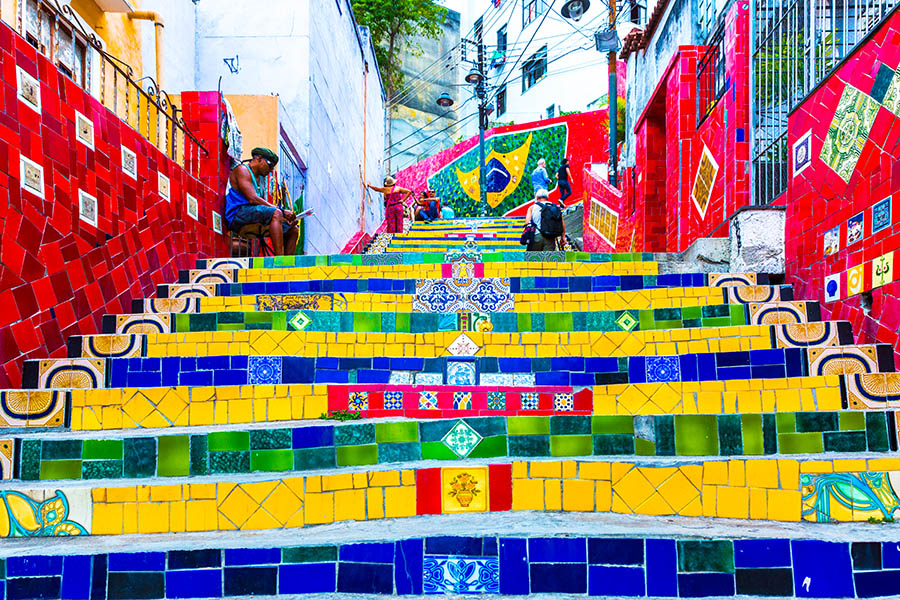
[129,11,165,88]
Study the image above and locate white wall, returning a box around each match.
[140,0,197,94]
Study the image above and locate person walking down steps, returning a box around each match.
[523,189,565,251]
[368,176,413,233]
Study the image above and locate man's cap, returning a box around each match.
[252,147,279,165]
[536,188,549,198]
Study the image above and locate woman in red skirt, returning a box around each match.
[367,176,413,233]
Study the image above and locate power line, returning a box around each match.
[385,94,476,151]
[387,110,480,161]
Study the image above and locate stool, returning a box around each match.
[229,223,274,257]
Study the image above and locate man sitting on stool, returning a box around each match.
[224,147,298,256]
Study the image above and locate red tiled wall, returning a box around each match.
[582,165,637,251]
[0,25,228,387]
[786,7,900,357]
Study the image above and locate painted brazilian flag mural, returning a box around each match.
[427,123,568,216]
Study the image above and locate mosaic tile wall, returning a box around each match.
[0,25,229,388]
[786,6,900,368]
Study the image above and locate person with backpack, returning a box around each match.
[524,189,565,251]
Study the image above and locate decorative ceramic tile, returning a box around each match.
[808,345,878,376]
[212,211,223,235]
[0,489,89,536]
[872,197,891,234]
[20,155,44,199]
[880,65,900,117]
[823,225,840,256]
[801,471,900,522]
[389,371,413,385]
[164,284,217,298]
[0,440,12,480]
[78,189,98,228]
[452,392,472,410]
[512,373,536,386]
[452,261,477,279]
[189,269,235,284]
[645,356,682,382]
[708,273,757,287]
[423,556,500,594]
[74,110,94,150]
[442,420,482,457]
[847,264,865,296]
[792,129,812,177]
[121,146,137,180]
[486,391,506,411]
[747,302,809,325]
[843,373,900,409]
[824,273,840,302]
[384,391,404,410]
[361,252,402,265]
[414,278,513,313]
[616,311,638,332]
[447,333,481,357]
[115,313,170,334]
[521,392,539,410]
[691,144,718,219]
[479,373,516,386]
[16,66,40,112]
[847,211,864,245]
[419,391,439,410]
[553,392,574,412]
[441,467,488,513]
[773,322,841,348]
[207,258,250,270]
[158,172,170,201]
[447,362,477,386]
[725,285,777,304]
[186,194,199,221]
[0,391,67,427]
[415,373,443,386]
[348,391,369,411]
[872,252,894,288]
[248,356,282,385]
[820,84,880,182]
[471,312,493,332]
[257,294,333,311]
[38,359,105,389]
[364,233,393,254]
[81,334,142,359]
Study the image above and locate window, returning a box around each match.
[497,26,507,54]
[496,85,507,117]
[522,0,546,27]
[546,104,555,119]
[521,45,547,92]
[589,198,619,246]
[21,0,91,87]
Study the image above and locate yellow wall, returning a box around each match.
[226,94,280,161]
[0,0,15,28]
[71,0,144,79]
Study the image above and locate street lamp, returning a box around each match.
[465,66,485,85]
[562,0,619,187]
[436,92,454,108]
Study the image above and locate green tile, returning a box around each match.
[421,441,460,460]
[353,312,381,333]
[467,436,507,459]
[796,412,838,433]
[544,313,573,332]
[823,431,867,452]
[550,435,592,457]
[82,439,123,460]
[839,411,866,431]
[635,438,655,456]
[550,416,591,435]
[466,417,506,438]
[249,429,292,450]
[336,444,378,466]
[419,420,456,443]
[674,415,718,456]
[157,436,190,477]
[592,434,635,455]
[40,459,82,480]
[762,414,778,454]
[335,424,376,446]
[375,422,418,443]
[209,451,250,474]
[293,447,336,470]
[677,540,734,573]
[741,414,764,455]
[507,435,550,457]
[591,416,634,435]
[208,431,250,451]
[395,312,411,333]
[81,460,123,479]
[777,432,824,454]
[378,442,421,463]
[42,440,82,460]
[190,435,209,476]
[654,416,675,456]
[775,412,796,433]
[508,416,550,435]
[19,440,41,480]
[866,412,890,452]
[250,449,294,472]
[282,546,337,563]
[124,438,157,478]
[718,415,743,456]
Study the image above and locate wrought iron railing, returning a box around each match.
[751,0,899,204]
[697,21,727,126]
[11,0,206,174]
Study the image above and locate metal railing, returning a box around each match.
[752,0,899,204]
[697,22,727,126]
[14,0,206,174]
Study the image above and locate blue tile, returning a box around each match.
[391,357,425,371]
[90,555,107,600]
[855,570,900,598]
[551,357,584,372]
[751,364,787,379]
[394,539,423,595]
[588,538,644,565]
[483,538,498,556]
[628,357,647,384]
[357,370,391,384]
[6,577,61,600]
[282,357,316,383]
[734,539,791,568]
[646,539,677,597]
[223,566,276,596]
[336,563,393,594]
[128,372,163,388]
[279,563,336,594]
[214,370,247,386]
[716,351,750,368]
[317,357,339,370]
[619,275,643,290]
[373,357,391,370]
[535,372,569,386]
[585,358,619,372]
[529,563,587,593]
[167,551,221,570]
[425,537,484,556]
[677,572,735,597]
[315,371,349,383]
[499,358,531,372]
[883,542,900,569]
[107,552,165,572]
[339,358,372,370]
[165,570,222,599]
[697,354,717,380]
[179,371,214,386]
[791,540,853,598]
[198,356,228,370]
[499,538,529,595]
[7,556,64,577]
[717,366,752,380]
[61,556,91,600]
[572,373,596,386]
[292,426,334,449]
[786,348,804,377]
[140,358,161,371]
[528,538,586,563]
[588,565,645,596]
[749,349,784,365]
[223,548,280,566]
[679,355,699,382]
[339,542,394,563]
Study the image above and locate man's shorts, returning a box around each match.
[227,205,297,234]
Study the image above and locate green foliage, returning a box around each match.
[490,120,517,128]
[615,96,626,143]
[351,0,447,96]
[320,410,363,421]
[559,110,580,117]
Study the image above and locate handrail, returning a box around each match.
[25,0,207,172]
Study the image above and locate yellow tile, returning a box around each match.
[511,461,528,479]
[442,467,488,513]
[334,489,366,521]
[529,461,562,479]
[369,470,401,488]
[777,459,800,489]
[716,486,749,519]
[613,468,655,510]
[91,504,123,535]
[217,486,257,528]
[799,460,832,474]
[366,487,384,519]
[746,459,779,489]
[834,459,866,473]
[728,460,745,487]
[322,473,354,491]
[150,485,182,502]
[106,486,137,503]
[512,478,544,511]
[868,458,900,472]
[579,462,611,480]
[190,483,217,500]
[562,479,594,511]
[401,470,415,486]
[123,503,138,534]
[169,501,186,533]
[544,479,562,511]
[657,470,700,512]
[306,476,322,493]
[304,492,335,525]
[701,486,718,517]
[749,488,767,520]
[137,503,170,534]
[703,462,728,486]
[768,489,801,521]
[384,486,416,518]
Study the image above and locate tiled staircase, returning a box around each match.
[3,217,900,598]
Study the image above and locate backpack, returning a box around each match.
[536,202,563,237]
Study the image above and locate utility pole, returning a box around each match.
[607,0,618,187]
[475,20,488,216]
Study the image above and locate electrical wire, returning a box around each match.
[385,94,476,151]
[386,110,480,161]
